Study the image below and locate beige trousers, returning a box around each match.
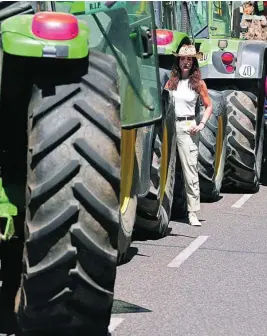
[176,119,200,212]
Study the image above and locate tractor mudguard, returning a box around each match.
[235,40,267,79]
[138,74,171,198]
[1,14,89,59]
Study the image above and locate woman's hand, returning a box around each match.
[260,15,267,26]
[190,122,205,135]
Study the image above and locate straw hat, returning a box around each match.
[241,1,255,5]
[172,44,203,60]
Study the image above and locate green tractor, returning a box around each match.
[155,0,267,201]
[0,1,177,335]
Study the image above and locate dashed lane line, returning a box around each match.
[168,235,209,268]
[231,194,253,208]
[109,317,124,333]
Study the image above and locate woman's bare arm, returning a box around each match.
[199,80,212,126]
[164,80,170,90]
[190,80,212,135]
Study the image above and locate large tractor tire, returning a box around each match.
[17,50,122,336]
[223,90,264,192]
[136,102,176,238]
[198,90,227,201]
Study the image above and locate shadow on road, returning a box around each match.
[117,247,139,266]
[172,217,205,225]
[0,309,20,335]
[112,299,152,314]
[201,195,224,203]
[133,227,174,242]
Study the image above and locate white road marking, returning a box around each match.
[109,317,124,333]
[231,194,253,208]
[168,235,209,268]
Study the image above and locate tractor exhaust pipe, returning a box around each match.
[181,1,195,46]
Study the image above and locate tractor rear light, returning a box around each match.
[156,30,173,45]
[225,65,235,73]
[32,12,79,40]
[221,52,234,65]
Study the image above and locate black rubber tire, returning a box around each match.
[198,90,227,201]
[18,50,121,336]
[223,90,264,192]
[136,102,176,238]
[171,150,187,220]
[261,122,267,185]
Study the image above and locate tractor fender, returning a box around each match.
[138,68,171,197]
[235,40,267,79]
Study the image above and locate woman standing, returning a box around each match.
[165,44,212,226]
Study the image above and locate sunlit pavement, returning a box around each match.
[1,186,267,335]
[112,185,267,336]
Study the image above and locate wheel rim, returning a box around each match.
[160,125,168,202]
[120,129,136,214]
[215,115,224,176]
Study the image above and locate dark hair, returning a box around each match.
[167,56,202,93]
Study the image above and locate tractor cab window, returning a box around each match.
[126,1,151,24]
[211,1,231,37]
[53,1,85,14]
[188,1,208,38]
[173,1,208,38]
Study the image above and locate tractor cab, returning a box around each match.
[174,1,231,40]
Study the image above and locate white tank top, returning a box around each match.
[172,79,198,117]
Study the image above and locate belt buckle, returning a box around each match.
[186,116,191,127]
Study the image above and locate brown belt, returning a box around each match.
[175,116,195,122]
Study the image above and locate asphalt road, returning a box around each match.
[110,185,267,336]
[1,185,267,336]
